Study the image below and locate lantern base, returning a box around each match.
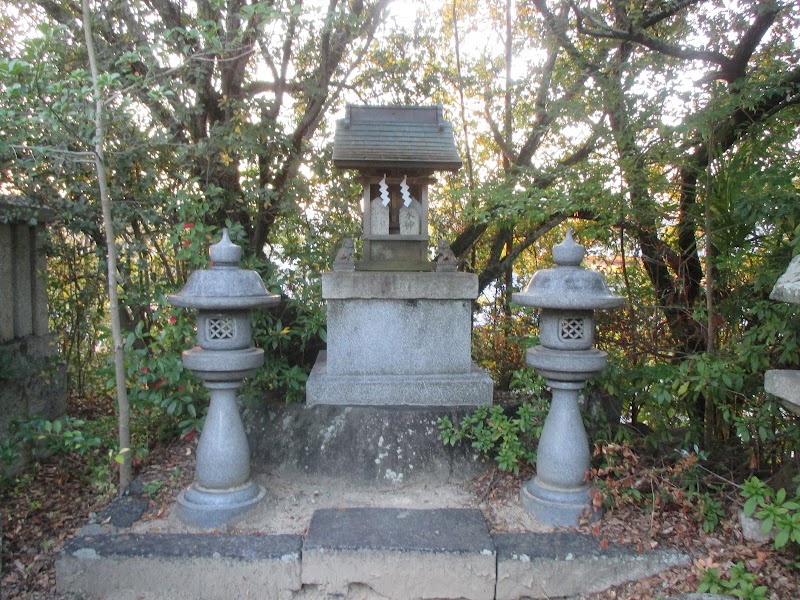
[520,477,601,527]
[182,347,264,381]
[176,480,266,529]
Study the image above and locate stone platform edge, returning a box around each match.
[306,351,494,406]
[56,506,690,600]
[321,270,478,299]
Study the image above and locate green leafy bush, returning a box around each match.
[11,416,104,455]
[471,315,535,391]
[698,561,768,599]
[697,561,768,600]
[741,476,800,551]
[438,399,548,474]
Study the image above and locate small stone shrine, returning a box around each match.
[306,105,492,406]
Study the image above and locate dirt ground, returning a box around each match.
[130,466,553,537]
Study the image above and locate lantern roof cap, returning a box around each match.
[332,105,462,173]
[169,228,280,310]
[512,228,624,311]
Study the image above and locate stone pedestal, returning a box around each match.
[306,271,492,406]
[520,380,598,526]
[177,380,266,528]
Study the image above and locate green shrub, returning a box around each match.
[439,398,548,474]
[741,475,800,551]
[698,561,768,599]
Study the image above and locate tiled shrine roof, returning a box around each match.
[333,105,462,173]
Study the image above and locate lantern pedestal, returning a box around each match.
[176,377,266,528]
[177,480,266,530]
[520,379,599,526]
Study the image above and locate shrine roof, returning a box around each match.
[332,105,462,172]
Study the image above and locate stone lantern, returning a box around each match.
[512,228,624,526]
[169,228,280,528]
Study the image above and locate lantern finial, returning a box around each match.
[209,228,242,266]
[552,227,584,266]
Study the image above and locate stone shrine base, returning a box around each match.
[242,400,488,485]
[309,270,493,407]
[306,351,493,407]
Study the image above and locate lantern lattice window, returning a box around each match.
[559,317,585,341]
[207,316,236,340]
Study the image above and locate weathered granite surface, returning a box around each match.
[764,369,800,416]
[309,270,493,406]
[244,401,486,484]
[770,254,800,304]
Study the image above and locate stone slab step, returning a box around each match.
[302,507,496,600]
[494,532,689,600]
[56,533,302,600]
[56,507,690,599]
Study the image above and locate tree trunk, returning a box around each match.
[82,0,131,492]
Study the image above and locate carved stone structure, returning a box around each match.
[764,255,800,416]
[169,229,280,527]
[513,229,623,526]
[0,197,65,474]
[306,105,492,406]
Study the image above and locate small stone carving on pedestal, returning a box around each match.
[435,239,458,272]
[513,228,624,526]
[333,238,356,272]
[168,228,280,528]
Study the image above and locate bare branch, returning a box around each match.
[531,0,601,73]
[572,11,729,68]
[639,0,702,28]
[725,1,783,81]
[477,213,567,294]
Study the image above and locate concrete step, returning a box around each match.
[302,507,496,600]
[56,532,302,599]
[494,532,688,600]
[57,507,689,600]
